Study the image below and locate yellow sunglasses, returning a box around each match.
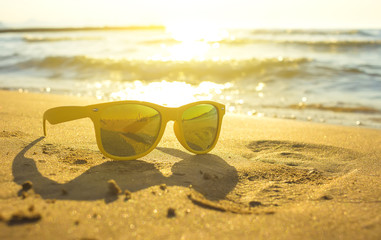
[43,101,225,160]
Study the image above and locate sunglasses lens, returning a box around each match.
[182,104,218,151]
[99,104,161,157]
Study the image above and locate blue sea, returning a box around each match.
[0,27,381,128]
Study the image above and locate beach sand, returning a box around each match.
[0,90,380,239]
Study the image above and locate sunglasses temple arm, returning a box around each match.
[43,106,88,136]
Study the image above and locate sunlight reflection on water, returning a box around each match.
[92,80,233,107]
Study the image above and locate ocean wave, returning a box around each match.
[22,35,102,42]
[5,55,380,84]
[15,56,311,83]
[140,37,381,48]
[218,38,381,47]
[287,103,381,114]
[314,64,381,77]
[250,29,381,36]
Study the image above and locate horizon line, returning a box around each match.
[0,25,166,33]
[0,24,380,34]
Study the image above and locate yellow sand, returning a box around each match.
[0,90,380,239]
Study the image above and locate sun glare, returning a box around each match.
[166,22,228,42]
[149,21,229,61]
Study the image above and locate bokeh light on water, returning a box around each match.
[89,79,232,107]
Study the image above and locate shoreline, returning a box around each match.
[0,90,380,239]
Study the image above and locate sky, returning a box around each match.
[0,0,381,29]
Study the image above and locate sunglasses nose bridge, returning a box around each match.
[165,107,181,121]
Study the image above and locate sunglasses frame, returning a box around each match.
[43,100,225,160]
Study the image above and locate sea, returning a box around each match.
[1,26,381,128]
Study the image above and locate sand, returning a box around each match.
[0,89,380,239]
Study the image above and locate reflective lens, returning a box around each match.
[182,104,218,151]
[100,104,161,157]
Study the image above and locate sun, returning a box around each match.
[157,21,229,61]
[165,21,228,42]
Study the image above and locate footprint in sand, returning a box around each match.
[226,140,361,209]
[247,140,358,173]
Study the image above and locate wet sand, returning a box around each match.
[0,90,380,239]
